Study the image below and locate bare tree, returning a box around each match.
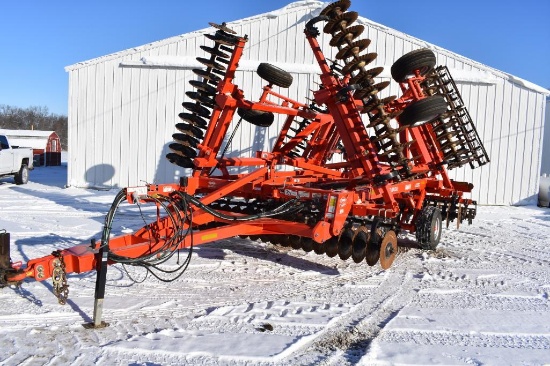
[0,105,68,149]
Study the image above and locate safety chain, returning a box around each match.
[51,250,69,305]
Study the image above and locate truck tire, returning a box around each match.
[14,164,29,185]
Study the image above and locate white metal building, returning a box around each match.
[65,0,549,205]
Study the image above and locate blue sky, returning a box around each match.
[1,0,549,116]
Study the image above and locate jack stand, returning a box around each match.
[0,230,10,270]
[83,242,110,329]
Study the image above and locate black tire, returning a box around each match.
[415,206,442,250]
[399,95,448,127]
[391,48,436,83]
[14,164,29,185]
[257,63,293,88]
[236,108,275,127]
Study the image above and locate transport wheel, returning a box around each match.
[325,235,339,257]
[379,230,397,270]
[415,206,442,250]
[301,237,314,252]
[398,95,448,127]
[338,228,354,260]
[14,164,28,185]
[366,228,382,266]
[256,63,293,88]
[351,226,368,263]
[390,48,436,83]
[236,108,275,127]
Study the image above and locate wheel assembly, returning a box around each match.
[237,108,275,127]
[415,206,442,250]
[398,95,448,127]
[391,48,436,83]
[257,63,293,88]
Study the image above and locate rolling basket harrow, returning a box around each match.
[1,0,488,327]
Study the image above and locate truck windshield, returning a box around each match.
[0,136,9,150]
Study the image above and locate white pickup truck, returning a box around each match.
[0,134,34,184]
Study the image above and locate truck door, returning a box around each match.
[0,136,15,175]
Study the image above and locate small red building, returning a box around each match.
[0,129,62,166]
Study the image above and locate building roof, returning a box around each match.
[65,0,549,95]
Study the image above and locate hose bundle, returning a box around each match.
[99,189,304,283]
[100,189,193,283]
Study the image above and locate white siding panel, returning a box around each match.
[499,81,514,204]
[95,62,106,185]
[73,67,84,187]
[489,79,506,204]
[118,65,132,187]
[516,87,530,202]
[67,69,78,186]
[102,61,114,187]
[528,94,546,197]
[84,64,97,185]
[477,84,496,204]
[542,99,550,175]
[111,60,124,188]
[507,84,522,204]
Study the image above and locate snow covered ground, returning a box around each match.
[1,164,549,365]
